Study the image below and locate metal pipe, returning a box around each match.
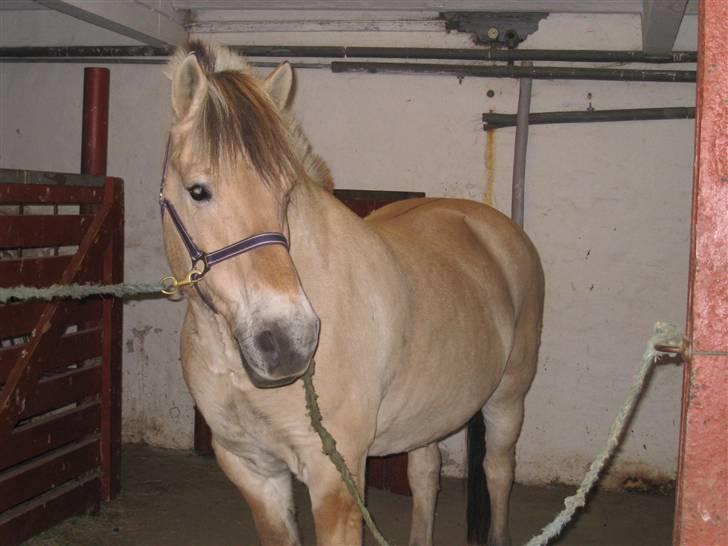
[0,45,697,64]
[511,63,533,228]
[81,67,110,176]
[0,58,330,71]
[331,62,696,83]
[482,107,696,129]
[0,58,168,65]
[339,47,696,64]
[0,47,697,82]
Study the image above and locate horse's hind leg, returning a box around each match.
[482,305,541,546]
[481,396,525,546]
[213,440,300,546]
[407,443,441,546]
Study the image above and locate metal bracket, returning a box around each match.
[440,11,548,47]
[654,338,692,363]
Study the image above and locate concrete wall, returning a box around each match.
[0,9,696,488]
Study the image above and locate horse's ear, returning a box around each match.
[171,53,208,121]
[262,62,293,110]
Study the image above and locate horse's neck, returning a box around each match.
[287,181,376,294]
[288,181,353,265]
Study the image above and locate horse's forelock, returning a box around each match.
[202,71,305,190]
[169,41,330,192]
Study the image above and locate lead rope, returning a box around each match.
[0,284,684,546]
[302,363,392,546]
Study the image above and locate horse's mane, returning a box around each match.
[168,40,333,192]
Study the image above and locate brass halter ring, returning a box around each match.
[160,261,206,296]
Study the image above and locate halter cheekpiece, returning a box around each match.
[159,138,289,295]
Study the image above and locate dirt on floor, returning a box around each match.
[24,444,675,546]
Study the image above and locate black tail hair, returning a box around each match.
[466,411,490,545]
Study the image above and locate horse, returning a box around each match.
[161,40,544,546]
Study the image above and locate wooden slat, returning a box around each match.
[366,455,411,496]
[0,215,93,248]
[193,407,214,455]
[0,300,102,339]
[0,402,100,471]
[20,365,101,419]
[0,327,103,383]
[0,255,104,288]
[0,169,105,188]
[0,256,71,287]
[100,178,124,500]
[0,473,99,546]
[334,189,424,202]
[334,190,425,219]
[0,256,71,288]
[0,437,99,513]
[0,184,104,205]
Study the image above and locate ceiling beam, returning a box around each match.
[35,0,187,47]
[641,0,689,54]
[174,0,698,15]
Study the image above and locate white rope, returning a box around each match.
[524,321,684,546]
[0,283,163,303]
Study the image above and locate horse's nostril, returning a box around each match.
[255,330,278,356]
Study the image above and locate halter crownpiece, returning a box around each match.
[158,138,289,295]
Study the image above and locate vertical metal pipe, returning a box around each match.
[511,63,533,227]
[81,67,110,176]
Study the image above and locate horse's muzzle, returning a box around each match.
[236,317,319,388]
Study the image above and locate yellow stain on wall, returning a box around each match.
[484,128,496,207]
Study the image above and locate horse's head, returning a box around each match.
[163,41,319,388]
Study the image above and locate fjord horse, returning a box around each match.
[162,41,544,546]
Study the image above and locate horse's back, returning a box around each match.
[366,197,543,310]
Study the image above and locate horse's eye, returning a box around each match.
[188,183,211,202]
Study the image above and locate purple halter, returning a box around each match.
[159,139,289,295]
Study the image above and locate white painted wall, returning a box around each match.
[0,9,696,488]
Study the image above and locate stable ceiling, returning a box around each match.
[0,0,696,53]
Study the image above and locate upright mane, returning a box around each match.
[168,40,333,191]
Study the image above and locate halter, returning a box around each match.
[159,138,289,295]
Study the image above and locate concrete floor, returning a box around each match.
[26,445,674,546]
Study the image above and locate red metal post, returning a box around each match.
[81,68,110,176]
[673,1,728,544]
[81,67,121,500]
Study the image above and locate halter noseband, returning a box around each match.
[159,139,289,295]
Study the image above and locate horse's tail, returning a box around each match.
[466,411,490,544]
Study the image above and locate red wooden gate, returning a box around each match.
[0,169,123,545]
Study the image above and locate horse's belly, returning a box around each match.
[369,334,507,455]
[369,401,479,456]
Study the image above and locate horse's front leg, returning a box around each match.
[305,448,367,546]
[212,440,300,546]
